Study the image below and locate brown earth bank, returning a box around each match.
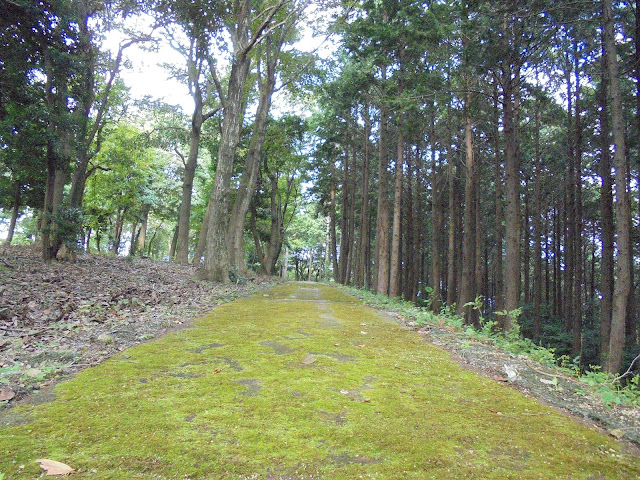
[0,245,278,406]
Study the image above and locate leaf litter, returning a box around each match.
[0,245,277,406]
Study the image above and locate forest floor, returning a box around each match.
[0,245,278,406]
[1,280,639,479]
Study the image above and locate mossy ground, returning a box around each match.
[1,282,638,479]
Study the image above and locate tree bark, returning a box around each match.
[137,204,150,255]
[204,52,251,282]
[493,87,505,316]
[446,155,458,307]
[430,113,442,312]
[502,67,521,331]
[175,97,204,264]
[228,38,282,273]
[375,69,391,295]
[193,201,211,265]
[458,101,478,326]
[389,131,404,298]
[4,183,20,245]
[533,97,543,341]
[603,0,633,373]
[329,160,339,281]
[572,44,584,358]
[203,0,287,281]
[355,106,371,289]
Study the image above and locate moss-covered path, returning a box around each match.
[1,283,638,479]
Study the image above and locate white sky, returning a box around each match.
[104,10,337,115]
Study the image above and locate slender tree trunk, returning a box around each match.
[503,68,521,331]
[169,225,178,260]
[523,194,531,305]
[175,102,204,264]
[329,161,339,281]
[4,184,20,245]
[564,66,577,334]
[493,87,505,316]
[446,156,458,307]
[355,107,371,289]
[339,149,352,284]
[193,202,211,265]
[430,113,442,312]
[603,0,633,373]
[533,98,543,340]
[572,46,584,358]
[389,132,404,298]
[375,69,391,295]
[111,208,126,255]
[137,205,150,255]
[458,102,478,326]
[129,221,139,256]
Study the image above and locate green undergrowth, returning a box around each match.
[339,285,640,408]
[1,283,638,479]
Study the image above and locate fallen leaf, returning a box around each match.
[361,398,371,403]
[213,368,222,374]
[301,354,316,365]
[35,459,74,476]
[488,409,503,416]
[0,388,15,401]
[358,344,365,348]
[609,429,625,440]
[495,377,508,383]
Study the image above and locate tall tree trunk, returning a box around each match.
[430,113,442,312]
[204,52,251,282]
[228,50,279,273]
[572,44,584,359]
[565,66,576,334]
[389,132,404,298]
[502,67,521,331]
[375,68,391,295]
[523,193,531,305]
[603,0,633,373]
[329,161,339,282]
[446,156,458,307]
[493,87,505,316]
[355,107,371,289]
[339,148,352,284]
[175,99,204,264]
[458,101,478,326]
[533,97,543,341]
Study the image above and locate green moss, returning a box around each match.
[1,283,638,479]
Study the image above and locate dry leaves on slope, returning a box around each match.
[35,459,74,476]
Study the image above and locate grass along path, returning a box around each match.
[1,282,638,479]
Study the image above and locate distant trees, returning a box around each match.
[311,0,639,373]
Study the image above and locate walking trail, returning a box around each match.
[1,283,638,479]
